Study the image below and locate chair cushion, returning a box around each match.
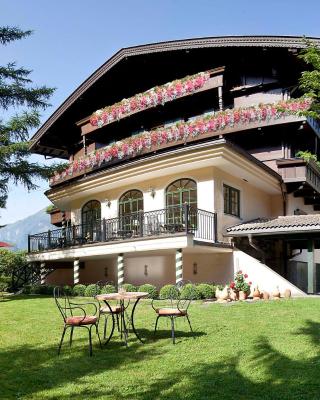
[100,305,122,314]
[66,315,97,326]
[156,307,187,316]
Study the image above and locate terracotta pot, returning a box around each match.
[273,287,281,299]
[262,291,270,300]
[216,286,229,302]
[284,288,291,299]
[253,287,260,299]
[239,291,247,301]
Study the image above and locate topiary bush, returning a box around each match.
[197,283,215,299]
[180,283,201,300]
[121,283,137,292]
[72,284,86,296]
[159,284,180,299]
[100,284,116,294]
[138,284,158,299]
[84,284,100,297]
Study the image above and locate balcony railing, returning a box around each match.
[28,205,218,253]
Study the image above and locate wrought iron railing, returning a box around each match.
[28,205,218,253]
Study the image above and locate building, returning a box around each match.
[27,35,320,295]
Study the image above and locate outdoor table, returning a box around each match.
[96,291,148,346]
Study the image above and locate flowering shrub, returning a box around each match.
[230,270,252,293]
[50,97,312,185]
[90,70,211,128]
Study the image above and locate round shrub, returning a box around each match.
[42,284,55,295]
[160,284,179,299]
[197,283,214,299]
[62,285,73,296]
[73,284,86,296]
[180,284,201,300]
[100,284,116,294]
[121,283,137,292]
[84,284,100,297]
[138,284,158,299]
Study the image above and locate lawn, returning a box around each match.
[1,296,320,400]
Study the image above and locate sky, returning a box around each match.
[1,0,320,225]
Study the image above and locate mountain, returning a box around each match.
[0,209,55,250]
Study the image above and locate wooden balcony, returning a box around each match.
[28,206,218,253]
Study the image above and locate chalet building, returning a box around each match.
[27,35,320,295]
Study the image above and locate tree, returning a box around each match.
[0,26,61,208]
[299,38,320,118]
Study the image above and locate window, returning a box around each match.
[119,190,143,232]
[81,200,101,240]
[223,184,240,217]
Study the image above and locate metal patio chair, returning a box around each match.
[152,280,194,344]
[95,281,121,340]
[54,286,102,356]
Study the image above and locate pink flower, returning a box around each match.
[244,274,248,278]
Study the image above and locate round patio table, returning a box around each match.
[96,291,148,346]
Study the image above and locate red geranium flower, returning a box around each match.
[230,282,235,289]
[244,274,248,278]
[249,282,252,285]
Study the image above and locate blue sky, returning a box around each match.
[1,0,320,224]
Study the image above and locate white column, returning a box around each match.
[73,258,80,284]
[117,254,124,288]
[40,262,46,285]
[175,249,183,283]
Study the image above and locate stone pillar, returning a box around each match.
[307,240,315,294]
[175,249,183,283]
[73,258,80,285]
[40,262,46,285]
[117,254,124,288]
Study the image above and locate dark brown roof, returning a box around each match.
[30,35,320,153]
[226,214,320,236]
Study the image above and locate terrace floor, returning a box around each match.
[1,297,320,399]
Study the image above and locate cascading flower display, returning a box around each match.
[50,97,312,185]
[89,70,211,128]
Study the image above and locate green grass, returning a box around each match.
[1,296,320,399]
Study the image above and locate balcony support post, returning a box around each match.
[73,258,80,285]
[307,239,316,294]
[40,262,46,285]
[117,253,124,289]
[175,248,183,284]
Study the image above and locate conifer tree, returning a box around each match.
[0,26,59,208]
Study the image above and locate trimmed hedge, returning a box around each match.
[197,283,215,299]
[72,284,86,297]
[121,283,137,292]
[138,284,158,299]
[62,285,73,296]
[100,284,116,294]
[84,284,100,297]
[180,283,201,300]
[29,284,55,295]
[159,284,179,299]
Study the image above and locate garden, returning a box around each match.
[1,294,320,399]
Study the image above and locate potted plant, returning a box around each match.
[230,271,251,300]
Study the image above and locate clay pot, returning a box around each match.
[229,289,238,301]
[216,286,229,302]
[253,287,261,300]
[272,287,281,299]
[239,291,248,301]
[284,288,291,299]
[262,291,270,300]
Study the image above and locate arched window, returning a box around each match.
[81,200,101,241]
[119,190,144,233]
[166,179,197,228]
[119,190,143,216]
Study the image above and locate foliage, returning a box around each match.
[180,284,201,300]
[197,283,215,299]
[72,284,86,297]
[296,150,320,167]
[159,284,180,299]
[299,38,320,118]
[121,283,137,292]
[84,284,100,297]
[100,284,116,294]
[29,284,54,295]
[0,26,61,208]
[0,249,28,291]
[62,285,72,296]
[138,284,158,299]
[230,271,252,293]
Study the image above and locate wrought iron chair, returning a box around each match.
[95,281,121,340]
[54,286,102,356]
[152,280,194,344]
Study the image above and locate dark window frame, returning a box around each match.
[223,184,240,217]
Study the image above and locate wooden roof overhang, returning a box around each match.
[29,35,320,159]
